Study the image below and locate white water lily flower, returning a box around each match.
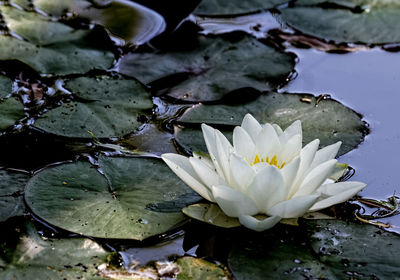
[162,114,366,232]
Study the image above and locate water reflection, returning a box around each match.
[282,48,400,232]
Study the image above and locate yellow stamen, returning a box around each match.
[254,155,260,164]
[250,154,286,169]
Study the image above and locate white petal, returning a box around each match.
[255,123,280,159]
[310,141,342,170]
[229,153,256,193]
[215,130,233,182]
[193,151,214,170]
[272,124,283,136]
[289,139,320,197]
[201,124,225,179]
[281,156,300,194]
[238,215,281,232]
[279,134,302,163]
[162,153,215,202]
[267,195,319,218]
[294,159,337,197]
[189,157,225,189]
[241,114,262,142]
[310,181,366,211]
[247,165,286,213]
[233,126,255,158]
[212,185,258,217]
[280,120,302,146]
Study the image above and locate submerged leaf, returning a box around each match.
[118,36,295,102]
[25,156,201,240]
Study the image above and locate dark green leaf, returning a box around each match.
[25,156,201,240]
[175,92,368,156]
[0,97,24,131]
[118,36,295,102]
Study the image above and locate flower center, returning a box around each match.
[250,154,286,169]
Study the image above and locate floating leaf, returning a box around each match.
[176,256,229,280]
[0,4,114,75]
[175,92,368,156]
[228,220,400,279]
[118,36,295,102]
[25,156,201,240]
[194,0,289,15]
[0,221,110,280]
[280,0,400,44]
[33,74,153,138]
[33,0,166,46]
[0,97,24,131]
[0,170,29,222]
[0,75,12,98]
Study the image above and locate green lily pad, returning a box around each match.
[176,256,228,280]
[228,220,400,279]
[118,36,295,102]
[0,221,110,280]
[0,97,24,131]
[33,0,165,46]
[33,74,153,138]
[0,4,114,75]
[0,170,30,222]
[25,156,201,240]
[0,75,12,99]
[175,92,368,156]
[280,0,400,44]
[194,0,289,15]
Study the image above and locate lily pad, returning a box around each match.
[0,75,12,98]
[0,221,110,280]
[194,0,289,15]
[279,0,400,44]
[175,92,368,156]
[0,97,24,131]
[118,36,295,102]
[0,4,114,75]
[33,0,166,46]
[33,74,153,138]
[25,156,201,240]
[228,220,400,279]
[0,169,30,222]
[176,256,229,280]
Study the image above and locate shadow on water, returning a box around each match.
[282,48,400,233]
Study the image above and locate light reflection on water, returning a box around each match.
[282,47,400,232]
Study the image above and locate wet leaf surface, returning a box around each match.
[0,170,29,222]
[0,221,110,280]
[118,36,295,102]
[280,0,400,45]
[33,73,153,138]
[194,0,289,15]
[0,4,114,75]
[175,92,368,156]
[25,156,201,240]
[228,219,400,279]
[176,256,229,279]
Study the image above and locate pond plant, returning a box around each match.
[0,0,399,279]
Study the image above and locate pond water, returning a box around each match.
[282,48,400,232]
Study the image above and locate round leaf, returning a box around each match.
[118,36,295,102]
[25,156,201,240]
[33,74,153,138]
[0,5,114,75]
[194,0,289,15]
[175,92,368,156]
[280,0,400,44]
[0,97,24,131]
[0,169,29,222]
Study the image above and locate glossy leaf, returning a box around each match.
[0,170,29,222]
[0,4,114,75]
[118,36,295,102]
[33,74,153,138]
[280,0,400,44]
[175,92,368,156]
[25,156,201,240]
